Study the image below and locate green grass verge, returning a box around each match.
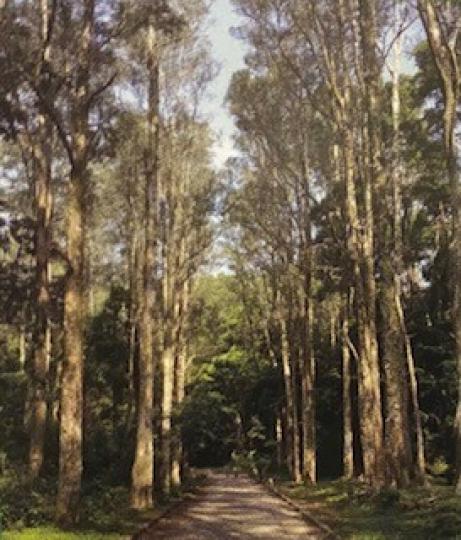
[278,478,461,539]
[1,526,125,539]
[0,503,166,540]
[0,469,207,540]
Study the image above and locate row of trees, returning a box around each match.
[224,0,461,491]
[0,0,216,525]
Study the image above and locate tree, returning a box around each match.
[417,0,461,494]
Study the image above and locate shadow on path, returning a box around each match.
[133,471,325,539]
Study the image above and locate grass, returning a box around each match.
[1,526,125,539]
[0,497,166,540]
[0,469,207,540]
[277,477,461,539]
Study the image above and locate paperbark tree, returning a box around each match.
[28,0,54,481]
[56,0,95,523]
[342,293,354,479]
[131,23,159,510]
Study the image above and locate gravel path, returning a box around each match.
[134,472,325,539]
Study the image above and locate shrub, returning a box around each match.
[374,488,401,509]
[0,468,55,530]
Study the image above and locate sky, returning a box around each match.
[203,0,247,168]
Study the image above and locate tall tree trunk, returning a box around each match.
[382,273,411,487]
[342,294,354,479]
[357,0,385,487]
[298,167,315,484]
[131,23,159,509]
[29,0,53,480]
[127,172,141,429]
[57,174,86,524]
[299,298,315,484]
[343,125,383,486]
[29,144,52,477]
[56,0,94,524]
[279,309,299,482]
[161,339,174,493]
[396,293,427,482]
[171,278,189,487]
[382,17,414,487]
[290,345,302,484]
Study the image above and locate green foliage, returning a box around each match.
[373,488,400,509]
[183,274,279,468]
[0,469,55,530]
[2,528,123,539]
[0,467,166,537]
[279,479,461,539]
[0,371,27,463]
[181,386,237,466]
[84,286,133,484]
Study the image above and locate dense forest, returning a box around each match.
[1,0,461,538]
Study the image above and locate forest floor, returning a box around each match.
[277,477,461,539]
[133,470,325,539]
[0,468,206,540]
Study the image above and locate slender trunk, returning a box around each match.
[299,272,315,484]
[279,311,297,481]
[19,324,26,372]
[131,24,159,509]
[171,276,189,486]
[298,152,316,484]
[160,119,173,495]
[342,296,354,479]
[276,410,283,469]
[29,1,53,477]
[161,341,174,493]
[382,19,413,487]
[395,293,426,482]
[51,334,62,427]
[127,209,140,427]
[290,344,302,484]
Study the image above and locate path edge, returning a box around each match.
[130,474,209,539]
[129,499,183,540]
[263,478,342,540]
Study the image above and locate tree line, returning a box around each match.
[0,0,217,526]
[223,0,461,492]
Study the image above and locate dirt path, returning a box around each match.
[134,472,326,539]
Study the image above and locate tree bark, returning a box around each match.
[29,0,53,480]
[171,278,189,487]
[131,23,159,509]
[382,16,414,487]
[357,0,385,487]
[56,0,94,524]
[342,295,354,479]
[298,165,316,484]
[279,309,296,481]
